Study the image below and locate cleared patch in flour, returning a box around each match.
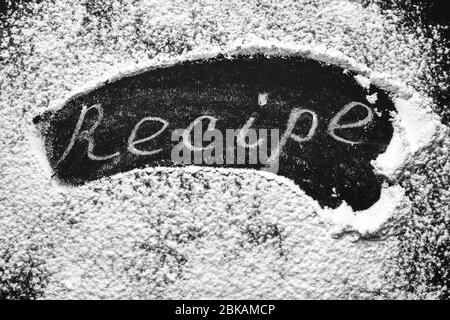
[34,54,395,210]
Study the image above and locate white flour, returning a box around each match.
[0,0,448,299]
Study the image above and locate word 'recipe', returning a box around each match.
[57,101,374,174]
[34,54,395,210]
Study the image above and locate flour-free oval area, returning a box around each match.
[34,54,396,210]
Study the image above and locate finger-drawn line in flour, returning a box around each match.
[328,102,374,145]
[128,117,169,156]
[34,54,396,210]
[56,104,120,164]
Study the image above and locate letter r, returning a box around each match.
[56,104,119,164]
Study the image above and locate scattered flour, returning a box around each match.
[37,40,444,239]
[0,0,447,299]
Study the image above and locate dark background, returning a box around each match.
[361,0,450,124]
